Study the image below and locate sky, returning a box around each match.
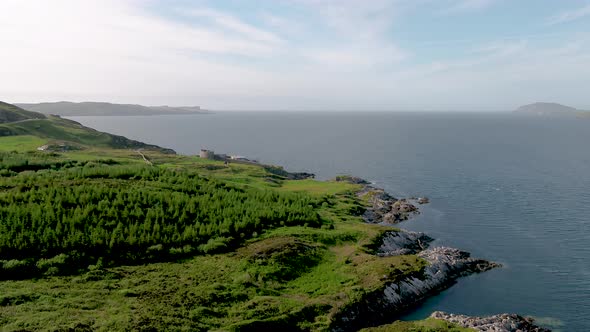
[1,0,589,111]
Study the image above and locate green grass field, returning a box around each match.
[0,135,47,152]
[278,178,361,196]
[0,126,467,332]
[360,318,474,332]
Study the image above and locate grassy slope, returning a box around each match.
[0,139,460,331]
[0,135,48,152]
[0,101,174,152]
[0,101,46,124]
[0,116,170,151]
[359,318,474,332]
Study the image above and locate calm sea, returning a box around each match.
[70,112,590,331]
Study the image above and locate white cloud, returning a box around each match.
[259,12,305,37]
[0,0,588,111]
[0,0,283,103]
[438,0,497,15]
[473,40,528,57]
[293,0,408,67]
[185,8,283,44]
[547,4,590,25]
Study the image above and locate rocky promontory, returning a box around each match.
[334,176,423,224]
[328,176,550,332]
[331,230,501,331]
[378,231,500,311]
[431,311,551,332]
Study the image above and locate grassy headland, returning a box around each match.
[0,101,471,331]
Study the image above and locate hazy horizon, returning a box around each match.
[2,0,589,111]
[11,100,589,113]
[11,100,523,112]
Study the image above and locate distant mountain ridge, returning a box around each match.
[16,101,208,117]
[514,102,588,116]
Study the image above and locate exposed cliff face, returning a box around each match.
[331,230,500,332]
[430,311,551,332]
[382,246,499,311]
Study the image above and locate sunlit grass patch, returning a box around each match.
[0,135,47,152]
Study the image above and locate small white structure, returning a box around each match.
[199,149,215,159]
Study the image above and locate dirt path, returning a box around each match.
[136,149,153,165]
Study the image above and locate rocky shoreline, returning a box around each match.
[431,311,551,332]
[335,176,422,224]
[331,177,549,332]
[331,229,500,331]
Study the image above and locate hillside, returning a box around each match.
[514,102,585,116]
[0,101,174,153]
[0,101,46,123]
[16,101,208,116]
[0,145,473,332]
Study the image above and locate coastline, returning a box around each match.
[0,133,551,331]
[0,103,567,331]
[332,176,549,332]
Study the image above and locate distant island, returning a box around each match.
[514,102,589,117]
[16,101,209,117]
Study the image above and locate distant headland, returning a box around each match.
[514,102,589,117]
[16,101,209,117]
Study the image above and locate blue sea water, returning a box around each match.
[70,112,590,331]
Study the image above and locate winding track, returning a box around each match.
[135,149,153,165]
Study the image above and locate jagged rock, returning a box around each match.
[334,175,370,185]
[363,195,420,224]
[392,199,418,214]
[362,192,419,224]
[417,197,430,204]
[340,178,421,225]
[286,172,315,180]
[263,165,315,180]
[329,178,506,332]
[431,311,551,332]
[377,230,433,256]
[331,236,500,332]
[378,247,500,314]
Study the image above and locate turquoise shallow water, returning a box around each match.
[71,112,590,331]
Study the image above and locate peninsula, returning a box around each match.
[0,101,548,331]
[16,101,208,117]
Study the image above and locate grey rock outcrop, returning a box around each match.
[376,230,433,256]
[331,230,500,331]
[334,175,370,185]
[333,176,421,224]
[360,188,419,224]
[417,197,430,204]
[380,246,500,314]
[431,311,551,332]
